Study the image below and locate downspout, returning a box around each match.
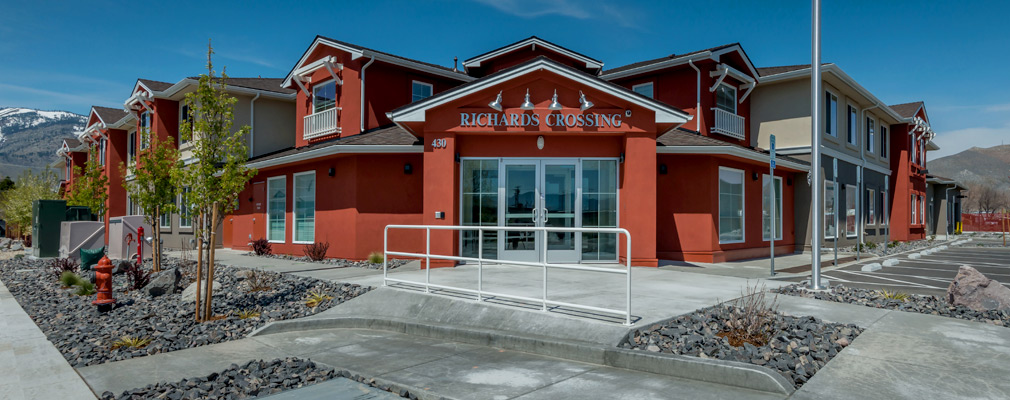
[249,93,260,158]
[688,60,701,131]
[360,56,376,133]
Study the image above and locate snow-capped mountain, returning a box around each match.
[0,107,87,178]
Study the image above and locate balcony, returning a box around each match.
[303,107,341,141]
[711,108,745,140]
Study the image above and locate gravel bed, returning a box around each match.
[840,238,936,257]
[0,257,370,367]
[621,304,863,388]
[778,284,1010,326]
[243,253,410,270]
[100,357,415,400]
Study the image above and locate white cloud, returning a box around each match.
[471,0,640,28]
[931,123,1010,159]
[984,103,1010,113]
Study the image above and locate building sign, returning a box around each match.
[459,111,623,129]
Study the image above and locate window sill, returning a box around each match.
[761,237,784,242]
[719,239,746,245]
[292,240,315,245]
[267,240,285,244]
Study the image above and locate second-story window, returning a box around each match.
[911,136,917,164]
[866,116,875,153]
[847,105,857,145]
[99,138,107,166]
[632,82,654,99]
[715,84,737,114]
[65,156,70,174]
[312,81,337,114]
[411,81,433,102]
[139,111,151,150]
[128,131,136,164]
[824,92,838,137]
[179,104,191,145]
[880,125,888,156]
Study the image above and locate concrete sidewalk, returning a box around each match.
[0,278,96,400]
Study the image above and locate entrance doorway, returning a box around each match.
[460,158,618,263]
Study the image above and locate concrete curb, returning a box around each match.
[249,316,796,396]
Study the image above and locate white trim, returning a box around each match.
[657,145,809,171]
[718,166,746,244]
[632,82,654,99]
[247,144,422,170]
[266,176,287,243]
[389,58,690,125]
[291,171,316,244]
[411,80,434,102]
[762,175,783,241]
[601,45,760,81]
[311,78,338,113]
[463,37,604,70]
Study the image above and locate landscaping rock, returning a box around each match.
[0,238,10,249]
[9,242,23,251]
[242,252,410,270]
[111,259,133,275]
[234,270,255,281]
[947,266,1010,312]
[180,280,222,303]
[147,268,181,297]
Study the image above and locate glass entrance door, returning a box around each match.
[501,161,539,262]
[542,161,579,263]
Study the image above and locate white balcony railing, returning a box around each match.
[711,108,745,140]
[303,107,341,141]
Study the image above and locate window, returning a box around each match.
[825,92,838,137]
[99,138,107,166]
[920,140,925,165]
[312,81,337,114]
[718,167,745,243]
[880,125,888,157]
[179,187,192,228]
[65,156,70,174]
[847,105,857,145]
[911,137,917,164]
[881,190,888,226]
[461,159,500,259]
[160,209,171,228]
[179,103,191,145]
[267,176,286,242]
[715,84,737,114]
[411,81,433,103]
[127,131,136,165]
[866,116,875,153]
[139,111,151,150]
[762,175,783,241]
[911,194,917,225]
[632,82,654,99]
[867,188,876,225]
[920,195,925,225]
[293,172,316,243]
[825,181,836,239]
[845,184,857,237]
[582,160,619,261]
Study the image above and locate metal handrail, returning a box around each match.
[383,224,633,325]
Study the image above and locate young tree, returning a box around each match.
[179,41,255,321]
[122,134,182,272]
[66,148,108,218]
[0,176,14,192]
[0,169,60,239]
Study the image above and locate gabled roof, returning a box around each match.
[601,43,759,80]
[889,101,924,119]
[656,128,809,171]
[137,79,173,92]
[63,137,82,148]
[463,36,603,70]
[91,106,130,126]
[282,35,474,88]
[246,125,420,169]
[184,77,295,94]
[389,56,691,126]
[756,64,817,76]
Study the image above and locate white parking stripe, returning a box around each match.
[834,269,944,289]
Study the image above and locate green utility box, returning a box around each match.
[32,199,67,258]
[65,206,93,222]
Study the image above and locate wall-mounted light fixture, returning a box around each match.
[787,177,793,186]
[520,89,535,110]
[328,167,335,177]
[578,91,594,111]
[752,172,760,181]
[488,91,503,112]
[548,90,562,111]
[619,153,625,164]
[404,163,413,175]
[455,153,460,163]
[659,164,668,174]
[536,135,544,150]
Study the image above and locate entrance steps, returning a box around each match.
[250,288,795,396]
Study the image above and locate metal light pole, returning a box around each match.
[809,0,826,290]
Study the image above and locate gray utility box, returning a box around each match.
[59,221,105,259]
[32,199,67,258]
[107,215,152,261]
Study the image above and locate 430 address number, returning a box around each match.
[431,138,447,149]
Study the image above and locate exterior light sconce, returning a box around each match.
[659,164,668,174]
[537,135,544,150]
[578,91,593,111]
[548,90,562,111]
[787,178,792,186]
[520,89,535,110]
[488,91,503,112]
[328,167,336,177]
[619,153,625,164]
[455,153,460,163]
[404,163,413,175]
[751,172,760,181]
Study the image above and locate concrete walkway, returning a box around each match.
[0,278,96,400]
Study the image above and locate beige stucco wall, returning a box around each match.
[178,92,295,161]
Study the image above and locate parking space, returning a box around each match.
[785,246,1010,297]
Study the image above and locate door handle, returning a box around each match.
[542,207,549,223]
[531,208,538,223]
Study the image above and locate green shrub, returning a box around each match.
[367,252,384,264]
[74,281,96,296]
[59,271,82,288]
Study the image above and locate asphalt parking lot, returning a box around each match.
[785,243,1010,297]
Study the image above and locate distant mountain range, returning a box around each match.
[930,144,1010,191]
[0,107,87,179]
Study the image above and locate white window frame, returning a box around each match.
[825,181,837,239]
[718,166,746,244]
[179,187,192,229]
[139,111,151,150]
[882,189,889,226]
[824,90,839,137]
[291,171,316,244]
[911,136,917,164]
[632,82,654,99]
[845,184,857,238]
[920,194,925,226]
[866,115,875,154]
[762,175,783,241]
[411,80,433,103]
[311,79,337,114]
[98,138,107,166]
[911,194,917,225]
[715,83,738,114]
[846,103,858,146]
[867,188,876,226]
[127,130,136,165]
[267,176,287,243]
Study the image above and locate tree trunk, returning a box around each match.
[204,202,219,320]
[153,205,161,273]
[195,212,204,322]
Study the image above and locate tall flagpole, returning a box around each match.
[809,0,826,290]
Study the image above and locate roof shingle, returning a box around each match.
[138,79,173,92]
[92,106,130,124]
[247,125,420,164]
[889,101,923,119]
[603,43,740,75]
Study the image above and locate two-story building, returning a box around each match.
[886,101,937,241]
[56,137,88,197]
[77,106,135,243]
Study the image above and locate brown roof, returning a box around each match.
[316,35,468,78]
[756,64,810,76]
[62,137,82,149]
[138,79,173,92]
[657,128,809,166]
[464,36,603,67]
[92,106,129,124]
[248,125,420,164]
[184,77,295,94]
[889,101,923,119]
[603,43,740,75]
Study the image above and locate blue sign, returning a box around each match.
[770,135,776,170]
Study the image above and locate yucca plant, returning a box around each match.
[110,336,152,350]
[305,291,334,309]
[235,309,261,319]
[878,289,909,301]
[367,251,384,264]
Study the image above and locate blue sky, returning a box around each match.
[1,0,1007,158]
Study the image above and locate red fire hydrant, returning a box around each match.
[136,226,145,266]
[92,256,116,308]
